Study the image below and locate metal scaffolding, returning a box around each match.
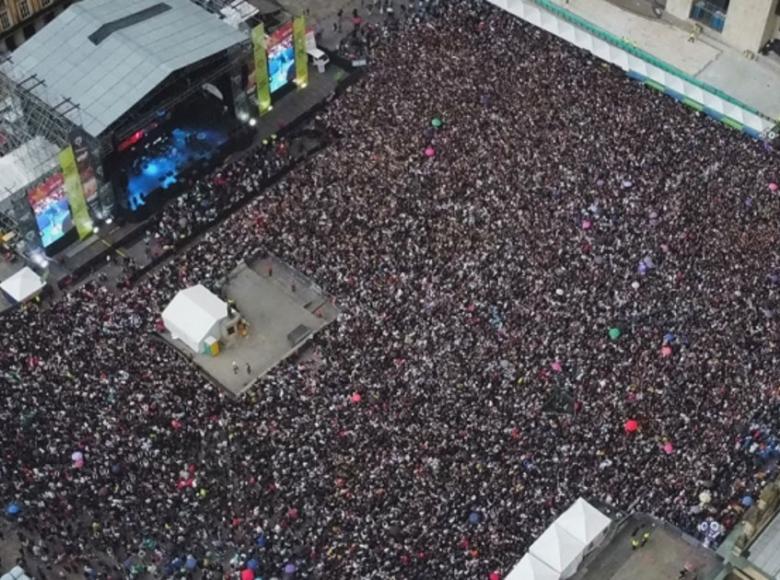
[0,57,83,244]
[0,59,80,159]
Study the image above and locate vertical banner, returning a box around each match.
[293,15,308,88]
[58,146,93,239]
[251,24,272,116]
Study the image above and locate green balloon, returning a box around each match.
[432,118,443,128]
[608,327,621,341]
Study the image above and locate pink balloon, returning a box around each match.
[769,182,778,192]
[663,442,674,454]
[660,345,673,358]
[550,361,562,372]
[351,392,362,404]
[581,219,592,230]
[424,147,435,158]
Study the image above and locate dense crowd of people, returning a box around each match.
[3,0,780,578]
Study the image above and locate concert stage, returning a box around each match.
[159,254,339,397]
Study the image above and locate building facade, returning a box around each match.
[666,0,780,53]
[0,0,72,54]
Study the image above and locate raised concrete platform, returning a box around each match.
[160,254,339,397]
[573,514,723,580]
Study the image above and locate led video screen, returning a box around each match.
[268,23,295,93]
[27,173,73,247]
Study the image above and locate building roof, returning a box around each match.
[2,0,248,138]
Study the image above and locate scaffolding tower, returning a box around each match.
[0,57,83,248]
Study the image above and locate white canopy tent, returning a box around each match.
[556,498,612,549]
[528,522,585,578]
[0,267,45,303]
[506,553,560,580]
[162,284,228,354]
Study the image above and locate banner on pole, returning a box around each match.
[293,15,308,88]
[251,23,272,115]
[59,146,93,239]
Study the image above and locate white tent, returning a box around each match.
[0,266,45,303]
[529,522,585,578]
[506,553,560,580]
[162,284,228,353]
[556,498,612,549]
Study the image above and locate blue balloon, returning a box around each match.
[5,502,21,516]
[468,511,482,525]
[741,496,754,507]
[256,533,267,547]
[247,559,259,571]
[185,555,197,570]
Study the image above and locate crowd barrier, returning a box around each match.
[488,0,778,139]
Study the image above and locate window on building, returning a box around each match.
[5,35,16,51]
[22,23,35,39]
[689,0,730,32]
[17,0,30,20]
[0,11,10,30]
[40,0,52,6]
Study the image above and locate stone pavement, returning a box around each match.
[574,514,723,580]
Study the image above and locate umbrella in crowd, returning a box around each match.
[0,1,779,579]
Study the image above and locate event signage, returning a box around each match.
[251,24,272,115]
[68,127,99,205]
[58,146,93,239]
[293,15,308,88]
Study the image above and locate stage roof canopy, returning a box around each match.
[2,0,248,138]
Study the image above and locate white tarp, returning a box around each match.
[506,553,560,580]
[556,498,611,548]
[529,521,585,578]
[0,266,45,302]
[0,136,60,202]
[162,284,227,353]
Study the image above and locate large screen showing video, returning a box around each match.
[27,173,73,248]
[268,22,295,93]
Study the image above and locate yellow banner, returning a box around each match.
[293,15,308,88]
[252,24,272,116]
[59,146,92,239]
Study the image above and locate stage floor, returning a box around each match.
[125,124,230,212]
[160,254,339,397]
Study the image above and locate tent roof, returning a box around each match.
[529,521,585,573]
[556,498,612,545]
[162,284,227,343]
[506,553,560,580]
[0,267,45,302]
[1,0,248,138]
